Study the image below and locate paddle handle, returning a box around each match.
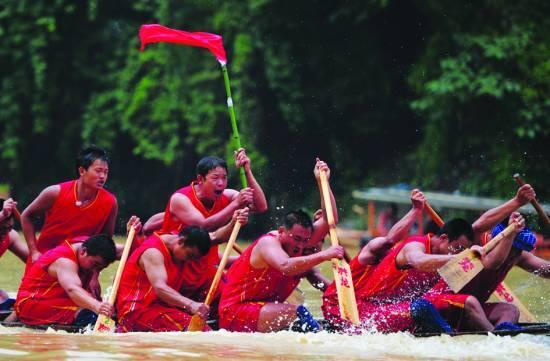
[232,243,244,255]
[93,227,136,332]
[425,202,444,228]
[483,223,516,254]
[204,221,241,306]
[222,64,248,188]
[513,174,550,228]
[319,171,338,246]
[107,227,136,305]
[14,208,21,222]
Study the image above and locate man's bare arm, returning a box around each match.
[234,148,268,213]
[256,238,343,276]
[101,199,118,237]
[396,242,453,272]
[140,249,208,317]
[517,252,550,278]
[472,185,535,241]
[305,267,330,291]
[170,193,240,231]
[8,230,28,262]
[21,185,60,261]
[51,258,110,315]
[479,214,523,270]
[209,208,249,245]
[143,212,164,235]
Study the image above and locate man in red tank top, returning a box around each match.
[421,184,539,331]
[322,189,427,330]
[116,226,216,332]
[426,212,550,331]
[15,234,116,326]
[0,198,28,310]
[156,149,267,311]
[219,159,344,333]
[21,145,118,263]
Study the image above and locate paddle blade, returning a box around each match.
[93,314,116,333]
[332,259,360,324]
[494,283,537,323]
[438,249,484,292]
[187,315,206,332]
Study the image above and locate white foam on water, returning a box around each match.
[0,327,549,360]
[0,348,28,356]
[151,348,202,357]
[65,350,131,360]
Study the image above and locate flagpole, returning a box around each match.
[221,63,248,188]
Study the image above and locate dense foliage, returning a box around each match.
[1,0,548,231]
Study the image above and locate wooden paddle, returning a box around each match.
[425,201,536,321]
[438,224,516,292]
[188,221,242,331]
[513,174,550,228]
[319,170,360,324]
[424,202,444,228]
[93,227,136,333]
[13,208,21,222]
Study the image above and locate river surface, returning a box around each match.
[0,241,549,360]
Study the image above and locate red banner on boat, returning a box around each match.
[139,24,227,64]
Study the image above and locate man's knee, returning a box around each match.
[464,296,483,314]
[495,303,520,323]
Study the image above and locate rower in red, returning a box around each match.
[156,149,267,317]
[219,159,344,333]
[15,234,117,326]
[21,145,117,264]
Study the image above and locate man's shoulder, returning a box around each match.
[256,232,280,248]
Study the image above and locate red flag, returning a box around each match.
[139,24,227,64]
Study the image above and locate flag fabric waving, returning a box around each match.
[139,24,227,64]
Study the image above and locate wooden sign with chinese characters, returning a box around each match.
[438,224,515,293]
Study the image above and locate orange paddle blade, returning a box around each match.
[187,314,207,332]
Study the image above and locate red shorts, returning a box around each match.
[219,301,265,332]
[423,292,468,328]
[118,303,211,332]
[15,297,78,325]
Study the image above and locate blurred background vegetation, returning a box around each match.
[1,0,549,234]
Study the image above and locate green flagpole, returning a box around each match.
[221,63,248,188]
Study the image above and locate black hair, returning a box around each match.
[178,226,212,256]
[82,234,116,264]
[437,218,474,242]
[196,156,228,177]
[0,199,14,221]
[76,145,109,174]
[283,210,314,230]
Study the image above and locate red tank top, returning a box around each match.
[360,235,440,302]
[160,183,231,290]
[16,241,77,308]
[0,234,9,258]
[324,255,374,300]
[220,234,301,310]
[37,180,116,252]
[116,234,185,321]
